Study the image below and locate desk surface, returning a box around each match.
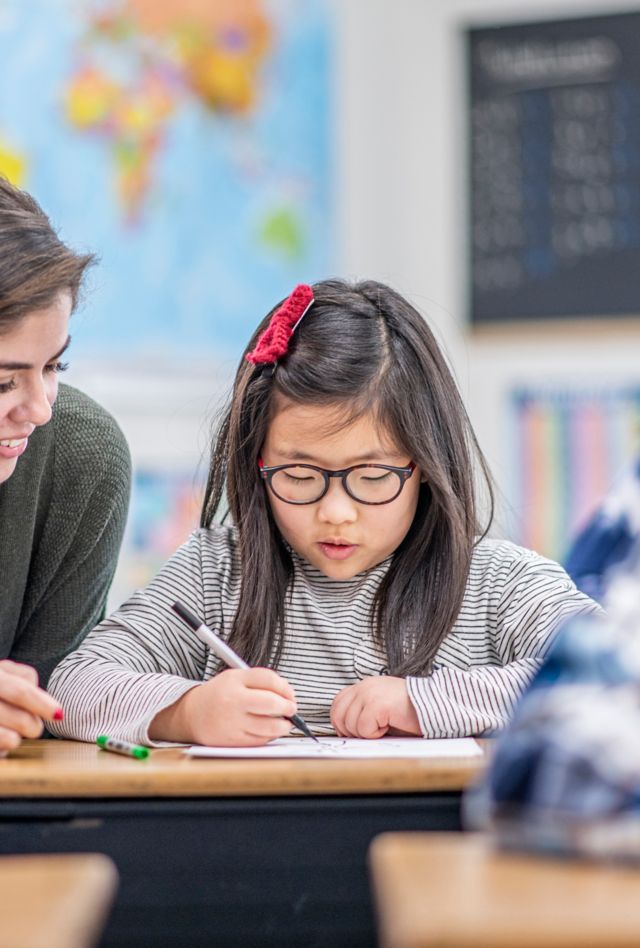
[370,832,640,948]
[0,739,484,798]
[0,853,118,948]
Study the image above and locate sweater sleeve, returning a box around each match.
[9,388,132,687]
[406,549,602,738]
[47,528,232,746]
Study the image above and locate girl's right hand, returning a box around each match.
[150,668,298,746]
[0,660,63,755]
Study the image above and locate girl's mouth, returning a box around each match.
[318,541,358,561]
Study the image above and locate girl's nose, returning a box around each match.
[316,480,358,524]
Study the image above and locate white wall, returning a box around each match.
[336,0,640,534]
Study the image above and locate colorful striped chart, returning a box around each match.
[511,387,640,561]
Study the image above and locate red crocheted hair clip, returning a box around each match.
[246,284,314,366]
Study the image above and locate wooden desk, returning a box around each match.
[0,853,118,948]
[0,740,483,948]
[370,832,640,948]
[0,737,482,798]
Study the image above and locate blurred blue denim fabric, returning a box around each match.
[465,565,640,861]
[565,457,640,602]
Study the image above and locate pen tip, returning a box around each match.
[290,713,318,742]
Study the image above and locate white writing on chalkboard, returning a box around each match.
[477,38,619,87]
[468,11,640,321]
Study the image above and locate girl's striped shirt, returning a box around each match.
[48,525,600,745]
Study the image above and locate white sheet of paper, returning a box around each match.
[185,737,482,759]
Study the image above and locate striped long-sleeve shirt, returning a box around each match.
[47,526,600,744]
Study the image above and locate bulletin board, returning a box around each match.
[467,10,640,324]
[108,468,205,610]
[510,385,640,561]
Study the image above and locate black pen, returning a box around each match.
[171,600,319,742]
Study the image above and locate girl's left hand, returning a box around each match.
[330,676,421,739]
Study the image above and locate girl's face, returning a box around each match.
[0,292,71,485]
[261,402,422,579]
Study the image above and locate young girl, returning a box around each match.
[49,280,599,746]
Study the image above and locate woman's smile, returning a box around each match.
[0,294,71,484]
[0,436,29,460]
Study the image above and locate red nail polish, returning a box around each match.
[53,708,64,721]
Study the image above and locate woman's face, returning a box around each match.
[0,291,71,485]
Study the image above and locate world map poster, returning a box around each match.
[0,0,332,362]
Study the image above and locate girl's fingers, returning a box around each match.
[0,700,45,739]
[342,696,365,737]
[331,712,347,737]
[243,668,296,702]
[0,670,61,721]
[353,704,388,740]
[330,702,344,735]
[0,724,22,754]
[243,689,297,719]
[330,686,354,736]
[244,715,293,741]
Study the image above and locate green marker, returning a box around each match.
[96,735,149,760]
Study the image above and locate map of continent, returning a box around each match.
[0,0,331,357]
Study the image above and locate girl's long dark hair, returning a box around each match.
[201,279,494,676]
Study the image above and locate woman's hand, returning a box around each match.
[0,660,63,755]
[331,676,421,739]
[149,668,298,746]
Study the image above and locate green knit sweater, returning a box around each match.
[0,383,131,686]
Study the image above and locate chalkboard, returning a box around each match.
[468,11,640,324]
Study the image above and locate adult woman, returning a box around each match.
[0,176,131,753]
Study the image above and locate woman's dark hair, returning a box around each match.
[0,176,95,332]
[202,279,494,676]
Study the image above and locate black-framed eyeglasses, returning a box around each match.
[259,458,416,505]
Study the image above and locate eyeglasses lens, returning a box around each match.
[271,467,325,503]
[270,466,402,504]
[346,468,402,503]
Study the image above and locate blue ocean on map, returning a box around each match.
[0,0,332,361]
